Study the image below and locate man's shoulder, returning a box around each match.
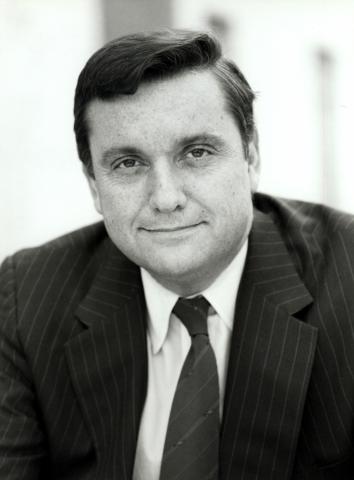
[254,192,354,293]
[254,192,354,239]
[11,221,108,263]
[4,221,115,276]
[1,222,114,310]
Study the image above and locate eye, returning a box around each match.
[113,158,142,169]
[186,147,211,160]
[191,148,207,158]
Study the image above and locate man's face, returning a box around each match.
[86,70,259,295]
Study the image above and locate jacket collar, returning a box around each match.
[220,208,317,479]
[65,239,147,479]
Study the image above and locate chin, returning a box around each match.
[145,256,212,291]
[146,260,197,279]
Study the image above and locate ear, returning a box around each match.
[247,137,260,193]
[82,165,103,215]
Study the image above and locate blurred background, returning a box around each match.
[1,0,354,261]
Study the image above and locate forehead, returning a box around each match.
[85,69,239,154]
[88,70,230,124]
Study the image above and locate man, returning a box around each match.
[1,29,354,480]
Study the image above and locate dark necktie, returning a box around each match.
[159,296,220,480]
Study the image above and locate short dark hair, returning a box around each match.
[74,29,256,176]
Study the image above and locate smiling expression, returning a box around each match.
[85,69,259,295]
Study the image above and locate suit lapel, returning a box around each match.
[65,240,147,479]
[220,209,318,480]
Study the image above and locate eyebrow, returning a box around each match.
[101,146,142,164]
[178,133,225,148]
[100,133,225,164]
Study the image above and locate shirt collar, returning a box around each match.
[140,269,179,354]
[202,239,248,331]
[140,239,248,354]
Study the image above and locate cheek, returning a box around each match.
[98,184,145,232]
[212,170,249,206]
[212,173,253,224]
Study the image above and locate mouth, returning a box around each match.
[140,222,204,233]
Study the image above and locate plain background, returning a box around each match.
[1,0,354,261]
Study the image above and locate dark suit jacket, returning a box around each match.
[1,193,354,479]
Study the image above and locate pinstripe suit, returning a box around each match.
[1,192,354,479]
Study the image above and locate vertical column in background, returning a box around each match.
[101,0,172,41]
[316,48,337,207]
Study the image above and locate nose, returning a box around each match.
[148,161,187,213]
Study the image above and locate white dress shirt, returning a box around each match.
[133,241,248,480]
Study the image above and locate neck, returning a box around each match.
[149,253,242,297]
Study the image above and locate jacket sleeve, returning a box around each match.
[0,256,47,479]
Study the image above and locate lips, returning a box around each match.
[140,222,204,232]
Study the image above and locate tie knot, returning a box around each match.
[172,295,210,337]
